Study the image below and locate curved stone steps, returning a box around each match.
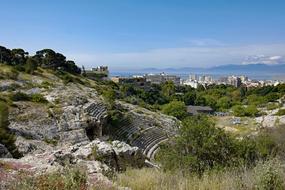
[131,131,166,150]
[111,116,175,159]
[146,138,169,160]
[115,123,136,138]
[85,103,107,121]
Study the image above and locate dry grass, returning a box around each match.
[116,168,239,190]
[116,159,285,190]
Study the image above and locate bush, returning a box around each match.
[162,100,187,120]
[30,93,48,103]
[102,88,116,108]
[275,109,285,116]
[9,92,30,101]
[55,70,85,85]
[0,67,19,80]
[157,116,237,175]
[232,105,246,117]
[245,105,259,117]
[232,105,259,117]
[25,57,38,74]
[157,115,279,175]
[0,101,21,158]
[216,96,231,110]
[267,103,281,110]
[255,159,285,190]
[9,92,48,103]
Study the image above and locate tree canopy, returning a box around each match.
[0,45,81,74]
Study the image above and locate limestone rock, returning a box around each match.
[0,144,12,158]
[8,84,108,155]
[15,136,54,155]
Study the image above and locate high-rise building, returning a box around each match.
[190,74,197,81]
[199,75,205,82]
[240,75,248,83]
[204,75,212,83]
[228,76,242,87]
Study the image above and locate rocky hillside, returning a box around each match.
[0,64,180,188]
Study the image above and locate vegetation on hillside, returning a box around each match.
[115,81,285,117]
[157,116,278,174]
[0,45,81,75]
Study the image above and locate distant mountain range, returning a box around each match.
[141,63,285,76]
[111,63,285,80]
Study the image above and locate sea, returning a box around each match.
[110,70,285,81]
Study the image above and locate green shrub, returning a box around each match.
[40,81,53,89]
[275,109,285,116]
[0,67,19,80]
[255,159,285,190]
[162,100,187,120]
[232,105,246,117]
[267,103,281,110]
[157,116,237,175]
[9,92,48,103]
[255,134,278,159]
[25,57,38,74]
[30,93,48,103]
[55,70,84,85]
[0,101,21,158]
[102,88,116,108]
[157,115,279,175]
[232,105,259,117]
[9,92,30,101]
[245,105,259,117]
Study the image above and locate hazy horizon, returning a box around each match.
[1,0,285,69]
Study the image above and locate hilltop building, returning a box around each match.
[90,66,109,76]
[85,66,109,80]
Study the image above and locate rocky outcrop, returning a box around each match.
[0,144,12,158]
[255,105,285,128]
[8,83,108,156]
[0,139,145,188]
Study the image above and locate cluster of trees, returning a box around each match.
[157,115,282,175]
[115,81,285,117]
[0,45,81,74]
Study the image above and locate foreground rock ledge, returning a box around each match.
[0,139,146,188]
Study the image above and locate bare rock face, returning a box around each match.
[112,140,146,170]
[0,139,145,188]
[255,105,285,128]
[1,139,145,173]
[8,83,108,156]
[15,136,54,155]
[0,144,12,158]
[70,139,146,171]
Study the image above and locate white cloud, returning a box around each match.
[187,38,225,46]
[242,55,285,65]
[66,43,285,70]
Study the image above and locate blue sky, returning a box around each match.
[1,0,285,70]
